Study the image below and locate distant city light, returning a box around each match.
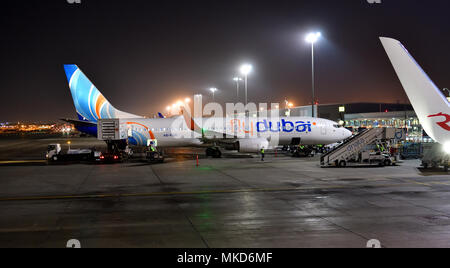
[185,98,191,103]
[209,87,218,93]
[288,103,294,108]
[233,77,242,82]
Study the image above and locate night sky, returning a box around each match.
[1,0,450,122]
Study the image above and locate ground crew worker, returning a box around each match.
[377,144,385,153]
[260,147,265,161]
[317,144,323,154]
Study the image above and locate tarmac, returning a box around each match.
[0,136,449,248]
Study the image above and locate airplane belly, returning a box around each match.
[157,138,202,147]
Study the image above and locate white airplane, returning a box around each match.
[63,64,352,153]
[380,37,450,153]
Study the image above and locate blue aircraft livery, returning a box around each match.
[256,119,313,133]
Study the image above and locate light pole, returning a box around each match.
[233,77,242,103]
[209,87,218,102]
[305,32,321,118]
[240,64,253,106]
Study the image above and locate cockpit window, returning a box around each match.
[333,124,341,128]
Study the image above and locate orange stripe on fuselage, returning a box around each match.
[127,122,156,140]
[95,94,106,119]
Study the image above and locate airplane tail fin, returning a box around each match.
[380,37,450,143]
[63,64,141,122]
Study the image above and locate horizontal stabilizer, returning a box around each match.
[60,118,97,127]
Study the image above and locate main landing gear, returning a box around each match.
[206,147,222,158]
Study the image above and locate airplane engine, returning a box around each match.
[237,138,269,153]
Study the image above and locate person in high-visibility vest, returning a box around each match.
[317,144,324,153]
[260,148,265,161]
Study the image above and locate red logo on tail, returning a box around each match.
[428,113,450,131]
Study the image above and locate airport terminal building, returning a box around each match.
[284,102,425,142]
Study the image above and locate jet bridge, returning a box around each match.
[321,128,401,167]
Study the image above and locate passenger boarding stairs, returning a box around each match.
[321,128,388,167]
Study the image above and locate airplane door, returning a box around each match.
[321,126,327,136]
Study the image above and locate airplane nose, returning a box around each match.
[343,128,352,139]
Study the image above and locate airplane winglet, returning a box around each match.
[180,106,203,134]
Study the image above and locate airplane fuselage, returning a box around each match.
[120,116,351,147]
[63,64,352,150]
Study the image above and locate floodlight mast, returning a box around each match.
[305,32,321,117]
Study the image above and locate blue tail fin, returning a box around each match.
[63,64,140,122]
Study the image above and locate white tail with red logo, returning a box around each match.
[380,37,450,145]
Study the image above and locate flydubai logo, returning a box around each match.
[257,119,316,133]
[428,113,450,131]
[228,119,316,136]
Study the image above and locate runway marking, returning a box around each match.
[0,183,420,202]
[430,181,450,186]
[399,179,433,187]
[0,160,46,164]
